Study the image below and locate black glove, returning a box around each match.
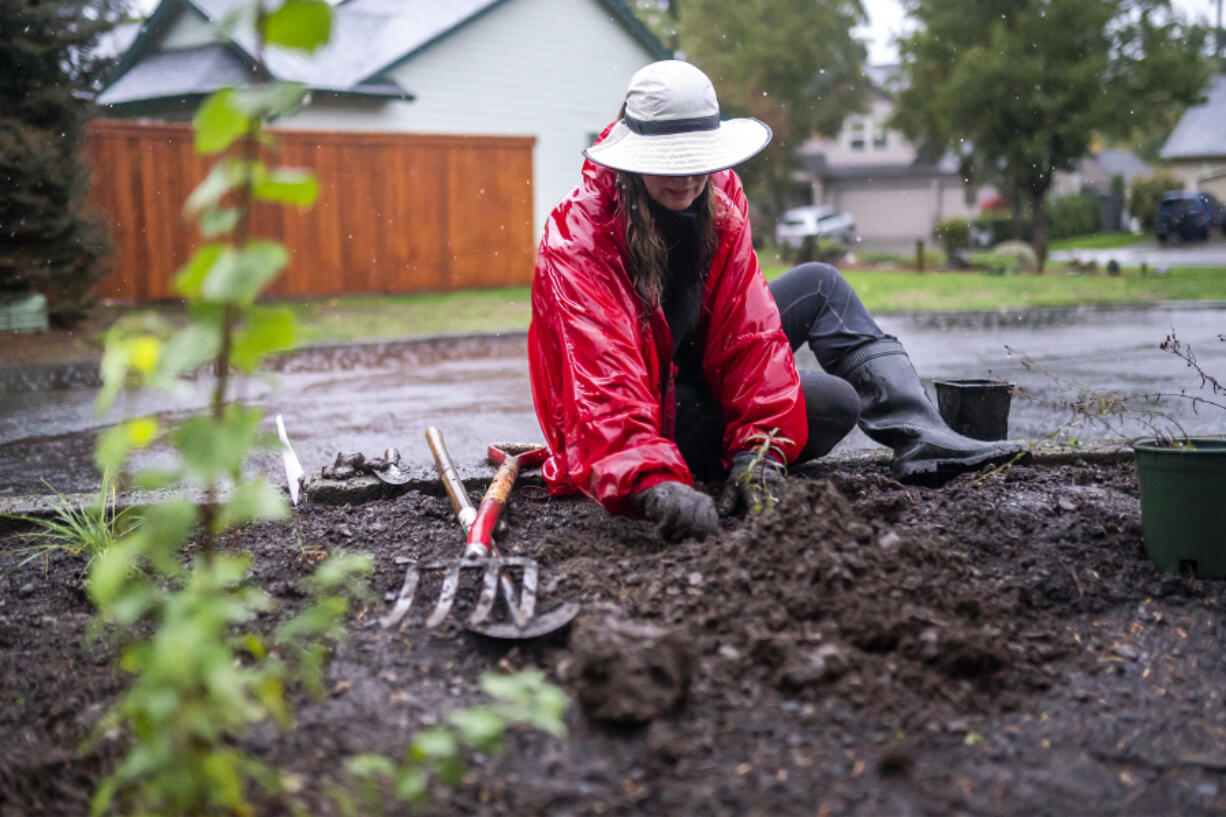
[717,452,786,517]
[633,481,720,543]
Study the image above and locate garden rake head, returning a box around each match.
[378,431,578,639]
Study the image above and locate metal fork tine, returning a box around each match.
[467,561,501,626]
[516,559,539,629]
[425,562,465,628]
[379,566,421,630]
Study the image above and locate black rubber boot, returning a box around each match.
[832,339,1028,481]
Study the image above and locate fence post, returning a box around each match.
[916,239,925,273]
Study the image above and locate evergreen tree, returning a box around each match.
[0,0,125,325]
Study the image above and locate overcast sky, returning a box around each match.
[857,0,1224,63]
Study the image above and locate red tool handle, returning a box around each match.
[464,457,520,558]
[464,443,547,559]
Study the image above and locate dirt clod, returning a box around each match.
[569,615,692,724]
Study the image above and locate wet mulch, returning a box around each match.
[4,457,1226,816]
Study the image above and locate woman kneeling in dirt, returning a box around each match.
[528,60,1023,543]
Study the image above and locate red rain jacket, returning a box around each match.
[528,134,808,516]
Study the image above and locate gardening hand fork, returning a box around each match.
[379,430,549,633]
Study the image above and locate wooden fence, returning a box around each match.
[83,120,536,302]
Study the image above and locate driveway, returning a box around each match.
[2,304,1224,505]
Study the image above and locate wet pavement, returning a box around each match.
[2,303,1224,503]
[1048,236,1226,269]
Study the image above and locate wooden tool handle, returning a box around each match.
[465,457,520,558]
[425,427,476,531]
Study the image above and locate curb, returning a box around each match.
[0,441,1139,531]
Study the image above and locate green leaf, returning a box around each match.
[447,705,505,752]
[194,88,249,154]
[129,500,198,576]
[170,406,263,481]
[253,167,318,207]
[95,417,160,474]
[174,244,234,300]
[88,541,136,609]
[231,306,297,372]
[199,206,242,237]
[202,240,288,305]
[274,596,346,644]
[131,468,181,491]
[410,727,458,762]
[185,159,242,217]
[217,477,289,530]
[265,0,332,53]
[344,753,396,781]
[393,766,428,805]
[308,551,374,590]
[232,82,308,118]
[159,322,222,379]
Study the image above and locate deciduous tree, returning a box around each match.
[673,0,869,224]
[891,0,1210,267]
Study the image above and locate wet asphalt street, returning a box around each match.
[2,303,1224,501]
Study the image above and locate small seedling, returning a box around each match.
[739,429,792,513]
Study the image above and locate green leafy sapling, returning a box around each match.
[85,4,369,816]
[338,670,569,814]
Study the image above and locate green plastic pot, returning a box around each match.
[1133,438,1226,577]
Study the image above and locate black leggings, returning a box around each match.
[675,263,890,478]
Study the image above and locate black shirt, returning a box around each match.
[649,197,706,380]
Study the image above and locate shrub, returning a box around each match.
[794,235,847,264]
[969,211,1030,247]
[935,217,970,253]
[970,240,1038,274]
[1129,171,1181,231]
[1046,193,1102,240]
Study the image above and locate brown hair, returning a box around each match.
[614,173,718,307]
[609,103,719,308]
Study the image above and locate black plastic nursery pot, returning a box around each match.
[1133,438,1226,578]
[933,379,1013,441]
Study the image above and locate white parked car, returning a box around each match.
[774,205,856,249]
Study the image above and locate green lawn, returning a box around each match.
[89,264,1224,351]
[283,288,533,344]
[761,265,1226,313]
[1046,232,1152,251]
[292,266,1226,342]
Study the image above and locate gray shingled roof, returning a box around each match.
[1160,73,1226,161]
[188,0,503,87]
[1093,149,1150,185]
[100,44,249,104]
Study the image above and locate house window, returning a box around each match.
[872,123,888,150]
[848,119,866,151]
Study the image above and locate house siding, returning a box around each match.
[1166,160,1226,201]
[277,0,659,236]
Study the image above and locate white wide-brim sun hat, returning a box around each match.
[583,60,772,177]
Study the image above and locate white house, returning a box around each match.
[98,0,670,237]
[797,64,991,247]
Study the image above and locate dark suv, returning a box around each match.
[1156,191,1226,242]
